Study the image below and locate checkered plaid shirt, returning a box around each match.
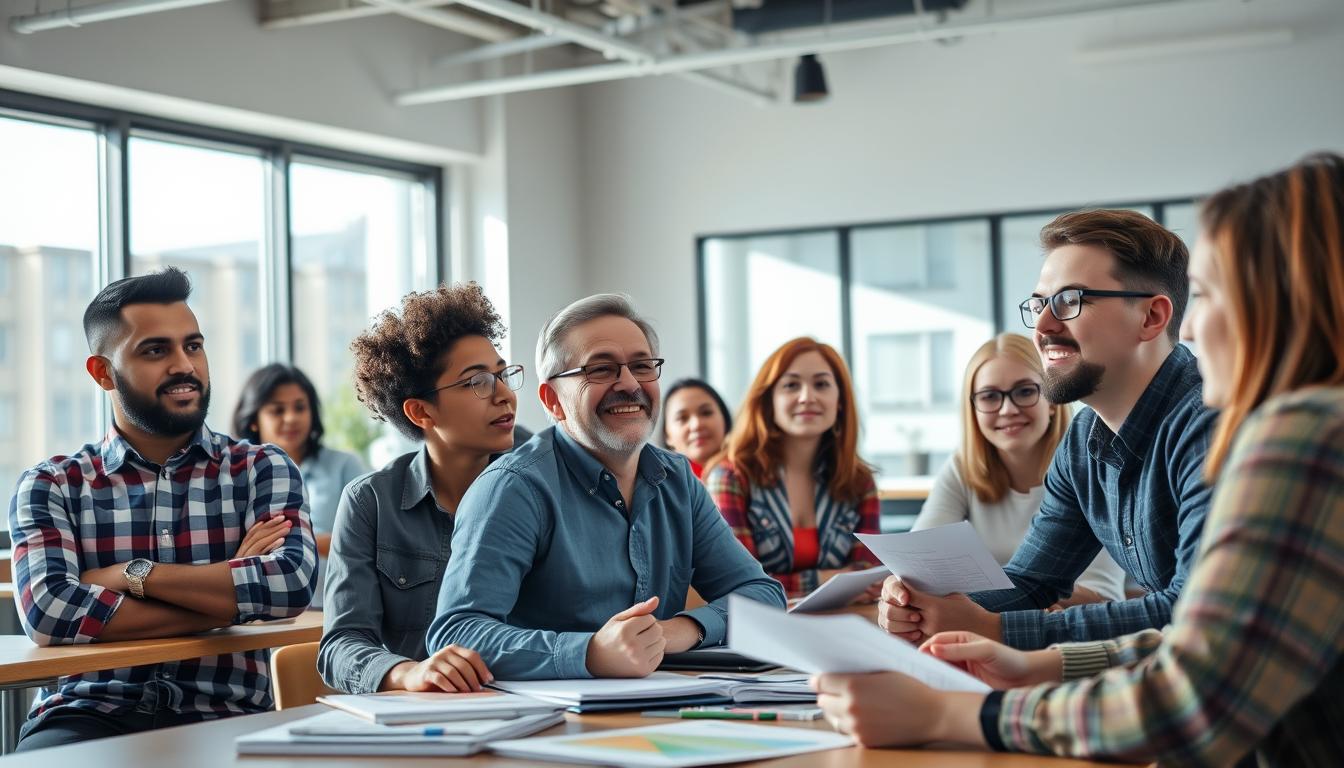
[7,426,317,720]
[983,387,1344,766]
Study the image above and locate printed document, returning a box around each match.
[788,565,889,613]
[855,521,1014,595]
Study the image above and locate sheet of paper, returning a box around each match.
[489,672,727,704]
[726,596,990,693]
[855,521,1014,596]
[788,565,889,613]
[490,720,852,768]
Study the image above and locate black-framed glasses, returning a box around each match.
[548,358,665,383]
[971,382,1042,413]
[1018,288,1158,329]
[422,364,525,400]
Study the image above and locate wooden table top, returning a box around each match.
[0,702,1118,767]
[0,610,323,686]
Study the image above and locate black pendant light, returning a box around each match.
[793,53,829,103]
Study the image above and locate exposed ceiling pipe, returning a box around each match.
[431,0,655,63]
[262,0,513,41]
[358,0,518,42]
[10,0,228,33]
[397,0,1215,105]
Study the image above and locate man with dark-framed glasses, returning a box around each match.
[425,294,785,680]
[879,209,1216,650]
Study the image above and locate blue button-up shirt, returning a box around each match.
[971,344,1216,649]
[426,426,786,679]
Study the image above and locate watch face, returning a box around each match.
[129,560,152,578]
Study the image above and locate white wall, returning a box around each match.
[572,0,1344,387]
[0,0,482,156]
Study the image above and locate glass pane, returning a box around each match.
[0,115,102,491]
[1163,202,1200,250]
[703,233,842,410]
[997,206,1155,331]
[850,221,992,481]
[289,160,433,464]
[129,136,268,439]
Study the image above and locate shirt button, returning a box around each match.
[398,576,407,585]
[1124,536,1134,546]
[588,489,595,495]
[615,500,624,507]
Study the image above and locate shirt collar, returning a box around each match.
[552,423,671,492]
[100,424,219,473]
[1088,344,1199,465]
[401,445,435,510]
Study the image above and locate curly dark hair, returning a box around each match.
[350,282,506,440]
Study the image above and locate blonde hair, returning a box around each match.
[956,333,1071,503]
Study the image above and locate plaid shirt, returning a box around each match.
[7,426,317,720]
[972,345,1216,649]
[706,459,880,597]
[984,387,1344,767]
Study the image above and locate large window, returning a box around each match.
[700,202,1190,489]
[0,94,442,486]
[0,114,102,490]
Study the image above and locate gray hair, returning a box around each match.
[535,293,661,382]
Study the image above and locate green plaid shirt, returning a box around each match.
[983,387,1344,767]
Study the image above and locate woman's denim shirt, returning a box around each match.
[317,447,454,694]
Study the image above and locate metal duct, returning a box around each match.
[730,0,967,35]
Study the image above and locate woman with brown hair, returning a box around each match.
[913,333,1125,607]
[705,337,881,599]
[813,153,1344,766]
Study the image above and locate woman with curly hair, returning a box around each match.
[318,283,523,695]
[705,337,882,600]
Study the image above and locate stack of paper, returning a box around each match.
[318,689,564,725]
[490,720,852,767]
[726,595,992,693]
[700,673,815,704]
[490,673,732,713]
[235,709,564,756]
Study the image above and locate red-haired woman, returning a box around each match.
[705,337,882,600]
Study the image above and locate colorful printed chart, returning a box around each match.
[489,720,853,767]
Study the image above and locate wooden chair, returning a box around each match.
[270,641,337,710]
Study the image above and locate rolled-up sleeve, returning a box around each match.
[228,448,317,621]
[8,468,123,646]
[318,482,410,694]
[426,469,593,680]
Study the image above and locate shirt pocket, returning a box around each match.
[374,547,443,633]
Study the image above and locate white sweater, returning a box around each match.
[911,458,1127,601]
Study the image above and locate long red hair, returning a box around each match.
[716,337,873,503]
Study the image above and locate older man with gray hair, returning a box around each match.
[426,294,785,680]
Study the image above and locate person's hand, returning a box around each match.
[384,645,493,692]
[859,576,885,604]
[79,564,130,591]
[235,515,292,558]
[920,631,1061,689]
[812,671,949,747]
[1048,585,1107,611]
[879,578,1001,644]
[586,596,665,677]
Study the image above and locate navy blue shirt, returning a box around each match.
[426,426,786,679]
[972,344,1216,649]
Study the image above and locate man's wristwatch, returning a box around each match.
[122,558,155,598]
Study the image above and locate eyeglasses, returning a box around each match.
[971,383,1042,413]
[422,364,525,400]
[548,358,665,383]
[1019,288,1158,329]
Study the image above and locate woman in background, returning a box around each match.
[318,282,518,695]
[233,363,366,558]
[706,337,881,599]
[813,153,1344,766]
[662,377,733,478]
[913,333,1125,607]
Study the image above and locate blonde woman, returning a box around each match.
[913,333,1125,606]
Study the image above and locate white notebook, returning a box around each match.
[236,710,565,756]
[317,689,563,725]
[489,672,729,706]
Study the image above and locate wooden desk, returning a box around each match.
[0,611,323,753]
[0,702,1116,767]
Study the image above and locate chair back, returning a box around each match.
[271,641,337,710]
